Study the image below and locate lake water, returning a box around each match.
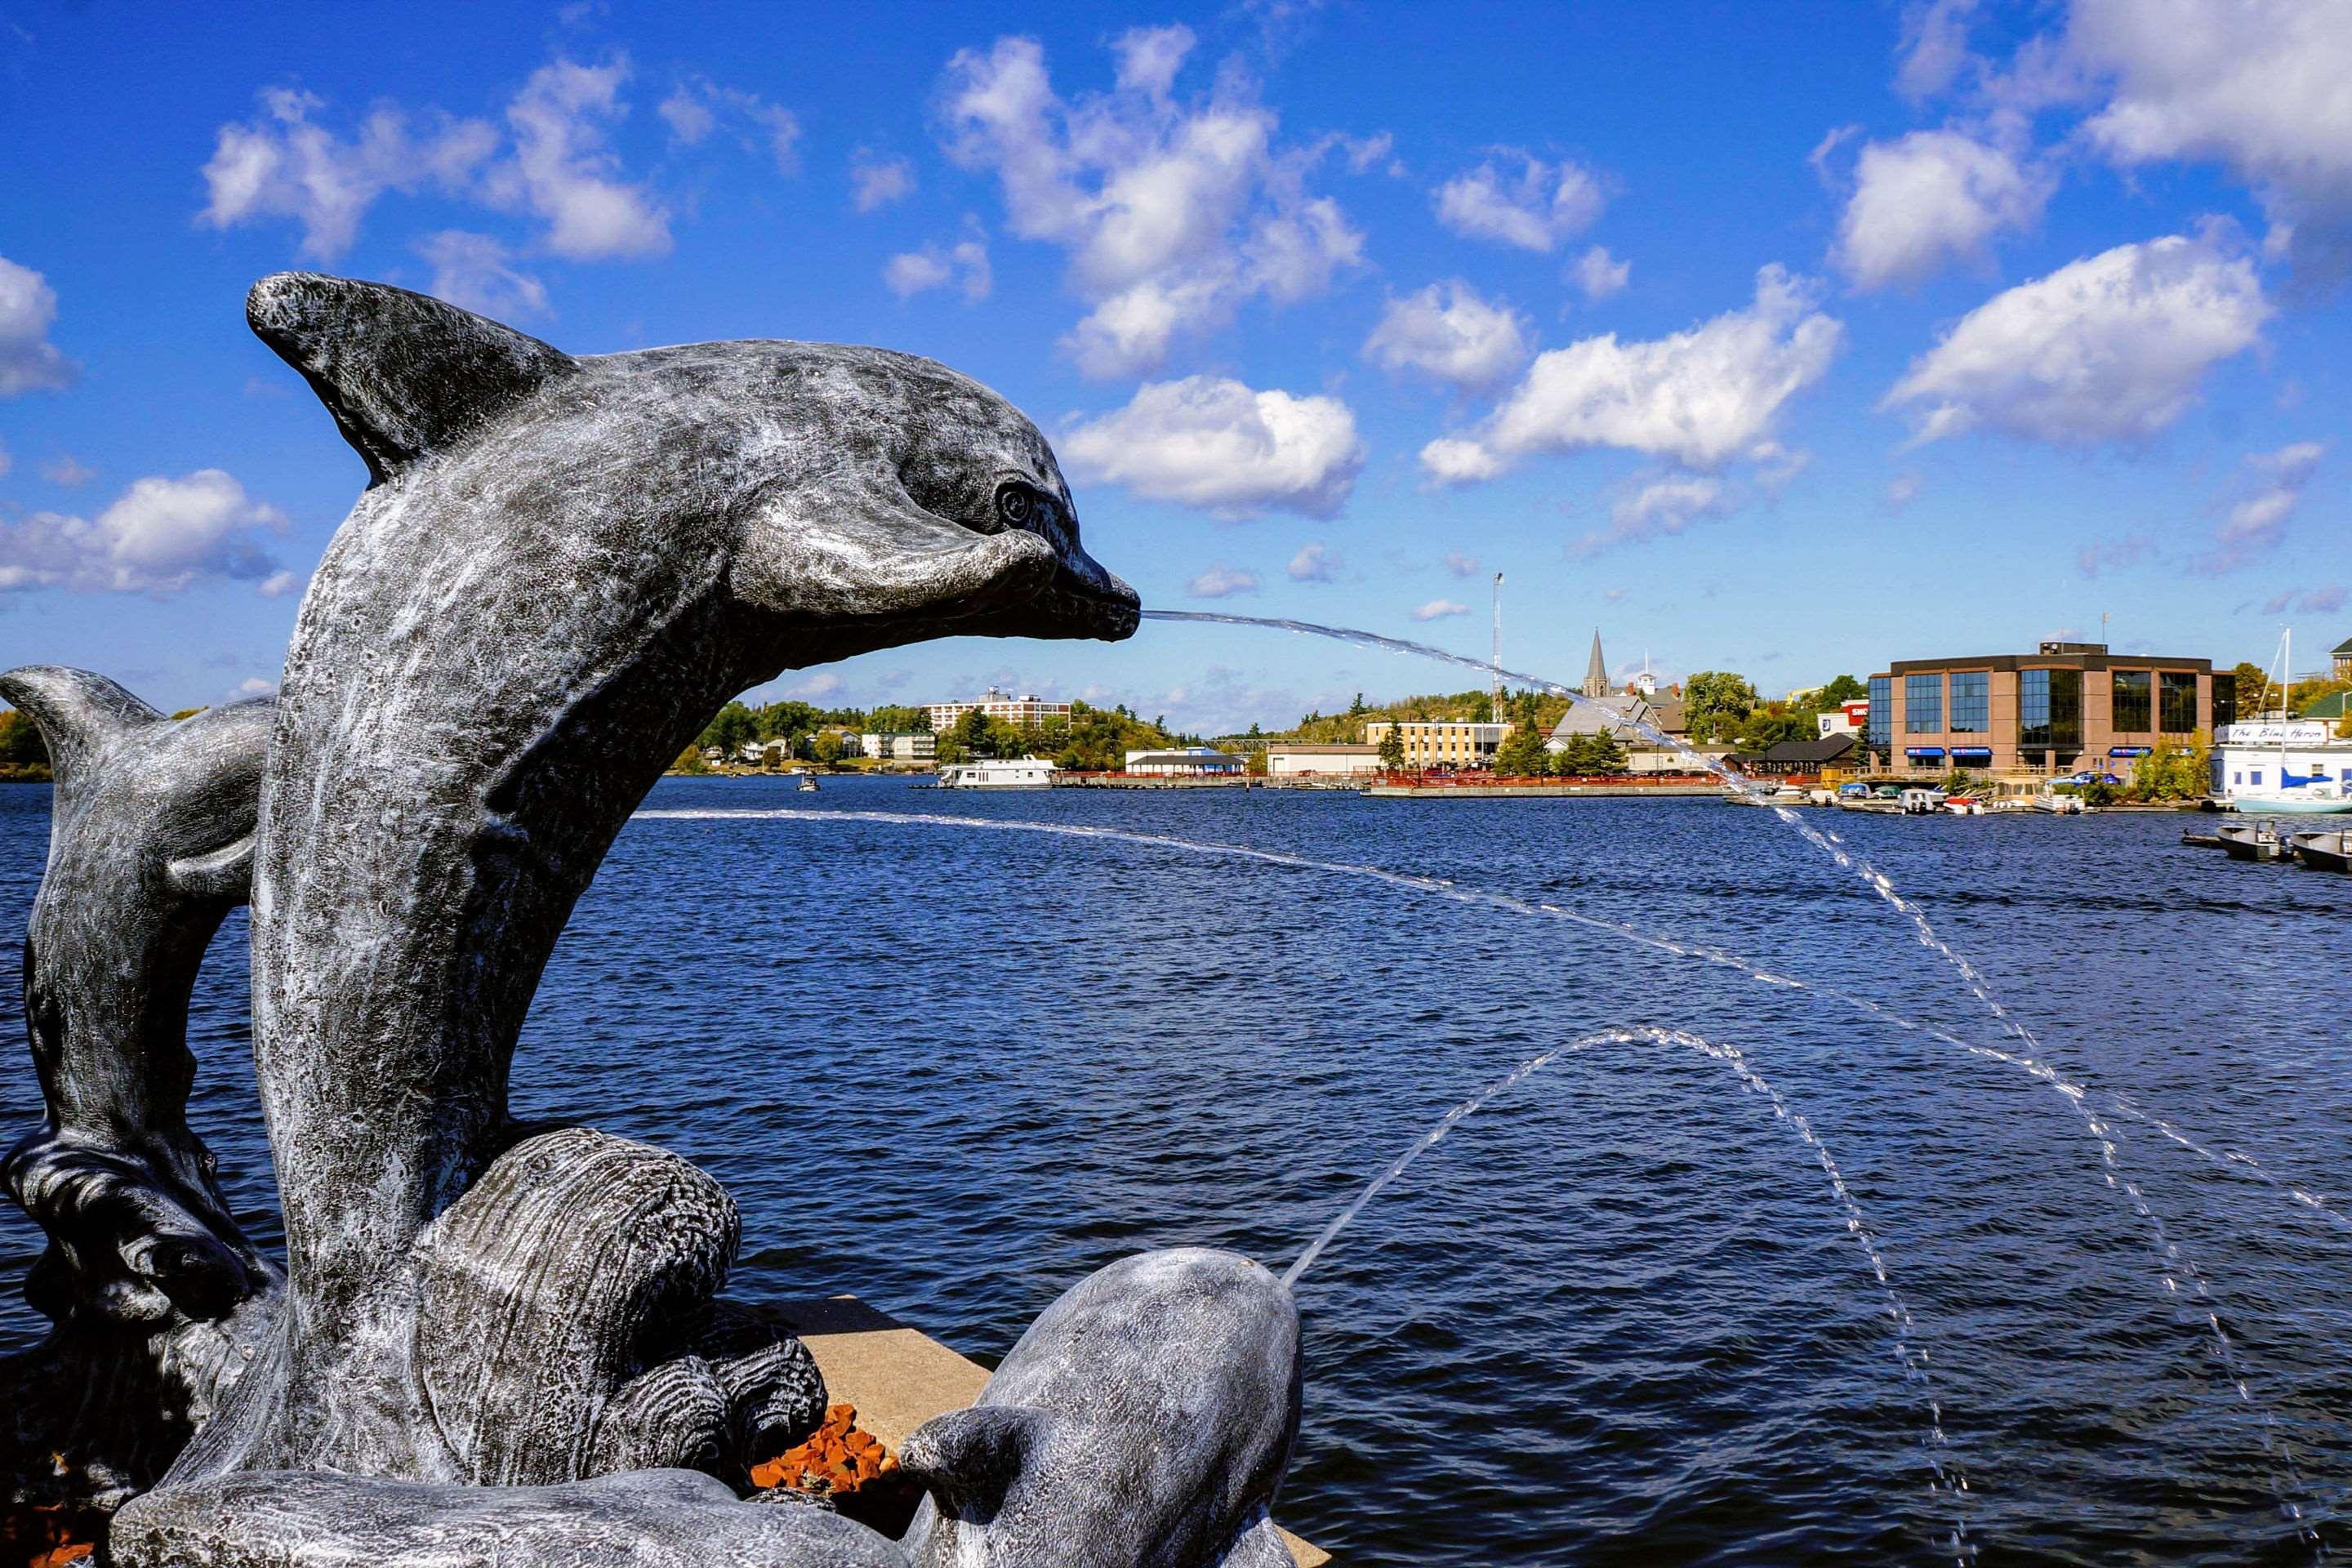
[4,773,2350,1566]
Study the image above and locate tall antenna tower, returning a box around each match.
[1491,572,1504,725]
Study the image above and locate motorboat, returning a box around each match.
[1943,794,1987,816]
[2290,830,2350,872]
[1899,787,1947,815]
[2216,821,2284,862]
[1726,782,1807,807]
[798,772,819,792]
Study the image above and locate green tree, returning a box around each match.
[670,745,709,775]
[1493,721,1549,777]
[2230,661,2271,716]
[1683,671,1758,742]
[1586,730,1628,774]
[1734,702,1812,752]
[1819,674,1867,706]
[1376,725,1406,772]
[701,701,758,761]
[810,730,845,767]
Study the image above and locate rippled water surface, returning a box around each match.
[4,774,2350,1565]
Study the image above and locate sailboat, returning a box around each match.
[2231,628,2352,815]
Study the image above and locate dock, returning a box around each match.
[1362,780,1720,799]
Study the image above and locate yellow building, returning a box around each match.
[1362,720,1512,770]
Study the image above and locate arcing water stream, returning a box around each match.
[1140,608,2323,1547]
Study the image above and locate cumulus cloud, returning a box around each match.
[657,76,800,172]
[1062,376,1364,518]
[2065,0,2352,282]
[851,151,915,212]
[0,257,73,396]
[1883,231,2270,446]
[1833,128,2051,289]
[1569,245,1630,299]
[234,677,278,697]
[1432,153,1604,252]
[1897,0,1984,101]
[415,230,548,318]
[1186,564,1260,599]
[200,60,783,269]
[485,60,672,260]
[1420,265,1842,480]
[1566,474,1730,559]
[1361,281,1530,392]
[1410,598,1468,621]
[940,29,1364,376]
[1287,541,1341,581]
[2194,441,2321,576]
[0,470,289,595]
[885,229,992,301]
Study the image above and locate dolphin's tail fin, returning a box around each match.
[247,272,580,486]
[0,665,165,782]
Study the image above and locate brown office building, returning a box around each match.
[1864,643,2231,777]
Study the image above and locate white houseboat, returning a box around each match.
[937,756,1058,791]
[2212,721,2352,815]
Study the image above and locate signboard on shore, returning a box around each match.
[2220,722,2332,746]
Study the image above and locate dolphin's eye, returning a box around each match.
[998,488,1032,526]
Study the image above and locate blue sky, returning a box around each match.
[1,0,2345,732]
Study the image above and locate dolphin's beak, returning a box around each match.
[1036,538,1141,642]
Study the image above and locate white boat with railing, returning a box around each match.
[937,756,1058,791]
[2217,629,2352,815]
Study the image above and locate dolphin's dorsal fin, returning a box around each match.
[898,1405,1049,1519]
[246,272,580,485]
[0,666,164,781]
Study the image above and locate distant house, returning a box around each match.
[2335,635,2352,679]
[1817,700,1869,739]
[2301,692,2348,724]
[1730,734,1855,777]
[1548,693,1658,749]
[1265,742,1380,777]
[861,731,937,764]
[1124,746,1243,777]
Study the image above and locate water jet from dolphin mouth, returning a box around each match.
[1138,608,2323,1548]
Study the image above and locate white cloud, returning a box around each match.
[2265,584,2345,615]
[38,454,94,486]
[885,229,992,301]
[199,87,497,259]
[1361,281,1530,392]
[1884,471,1922,510]
[235,678,278,697]
[1410,598,1469,621]
[0,470,289,595]
[2065,0,2352,280]
[1569,245,1630,299]
[256,569,301,599]
[415,230,549,319]
[1568,474,1728,559]
[2196,441,2321,575]
[1062,376,1365,518]
[1442,550,1479,577]
[657,75,800,172]
[1287,541,1341,581]
[487,60,671,260]
[786,671,845,699]
[1884,231,2269,447]
[939,32,1364,376]
[1896,0,1984,102]
[1833,128,2051,290]
[1187,564,1260,599]
[1432,153,1604,252]
[851,152,915,212]
[1421,265,1842,480]
[0,257,73,396]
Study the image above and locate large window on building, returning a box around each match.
[2213,671,2238,730]
[1868,675,1891,754]
[1949,671,1989,733]
[2020,668,2083,755]
[1905,673,1943,733]
[2159,670,2198,733]
[2112,669,2151,733]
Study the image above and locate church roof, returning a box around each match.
[1550,693,1652,739]
[1583,630,1609,698]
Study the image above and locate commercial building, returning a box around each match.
[1264,742,1382,777]
[924,686,1071,732]
[1864,642,2227,777]
[1123,747,1243,777]
[860,731,937,764]
[1361,720,1512,770]
[1816,699,1869,739]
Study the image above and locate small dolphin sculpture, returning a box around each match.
[0,670,277,1508]
[901,1249,1304,1568]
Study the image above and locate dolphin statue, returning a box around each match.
[899,1249,1304,1568]
[0,670,278,1508]
[154,273,1139,1489]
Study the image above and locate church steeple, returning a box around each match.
[1582,629,1610,698]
